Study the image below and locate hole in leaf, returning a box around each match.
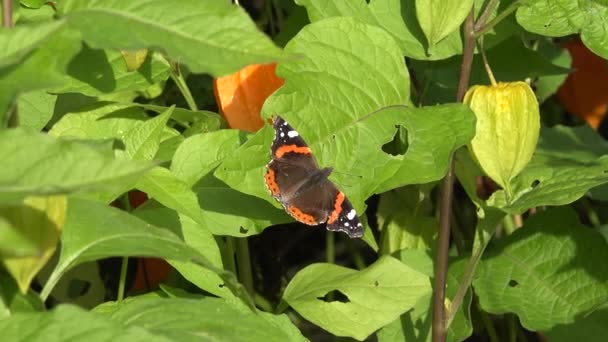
[239,226,249,234]
[374,280,379,287]
[508,279,519,288]
[219,283,225,288]
[382,125,409,156]
[531,180,540,188]
[316,290,350,303]
[67,279,91,298]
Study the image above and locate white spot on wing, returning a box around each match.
[347,209,356,220]
[280,132,284,137]
[287,130,299,138]
[344,222,349,227]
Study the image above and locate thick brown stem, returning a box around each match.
[431,9,476,342]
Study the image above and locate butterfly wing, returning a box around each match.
[265,116,319,202]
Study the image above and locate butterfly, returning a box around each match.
[264,116,363,238]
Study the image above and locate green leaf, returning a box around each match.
[17,90,56,131]
[296,0,462,60]
[378,251,472,342]
[535,39,573,103]
[171,130,247,186]
[516,0,608,59]
[123,106,173,160]
[0,273,44,318]
[488,125,608,213]
[0,23,81,121]
[58,0,284,76]
[20,0,47,9]
[216,18,475,214]
[0,129,152,202]
[40,197,226,301]
[134,204,232,299]
[0,304,168,342]
[171,130,287,236]
[135,167,205,226]
[52,47,171,96]
[282,256,431,340]
[473,208,608,331]
[93,295,306,342]
[0,20,64,68]
[416,0,474,48]
[377,186,437,254]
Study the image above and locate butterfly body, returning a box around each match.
[264,116,364,238]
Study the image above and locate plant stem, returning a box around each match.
[508,314,518,342]
[235,237,254,295]
[346,238,366,270]
[117,257,129,302]
[2,0,12,28]
[480,309,500,342]
[170,63,199,111]
[432,9,476,342]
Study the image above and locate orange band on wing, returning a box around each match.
[287,206,318,225]
[275,145,311,158]
[264,167,280,196]
[327,191,345,224]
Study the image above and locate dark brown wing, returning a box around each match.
[284,178,337,226]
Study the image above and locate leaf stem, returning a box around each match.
[2,0,12,28]
[479,37,497,86]
[432,9,476,342]
[474,1,523,38]
[117,257,129,302]
[326,231,335,264]
[170,63,199,111]
[235,237,254,296]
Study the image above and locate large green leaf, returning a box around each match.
[282,256,431,340]
[0,129,152,202]
[58,0,284,76]
[296,0,462,60]
[0,23,81,121]
[40,198,236,302]
[488,125,608,213]
[93,295,306,342]
[216,18,475,214]
[52,47,171,96]
[0,304,168,342]
[134,203,233,299]
[516,0,608,59]
[473,208,608,331]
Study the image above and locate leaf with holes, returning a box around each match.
[58,0,284,76]
[215,18,475,218]
[473,208,608,331]
[488,125,608,213]
[516,0,608,59]
[282,256,431,340]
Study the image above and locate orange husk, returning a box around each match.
[557,39,608,129]
[214,63,284,132]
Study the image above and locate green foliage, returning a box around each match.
[1,0,608,341]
